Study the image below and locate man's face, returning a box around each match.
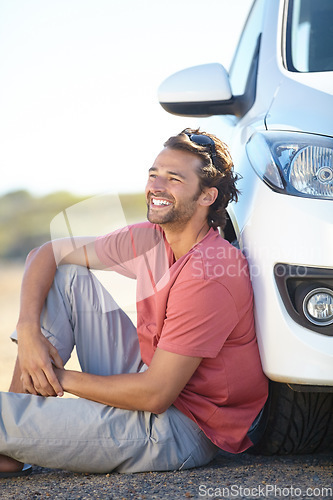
[145,147,203,228]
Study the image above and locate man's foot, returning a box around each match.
[0,456,32,479]
[0,454,24,473]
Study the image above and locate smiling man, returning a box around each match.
[0,129,268,477]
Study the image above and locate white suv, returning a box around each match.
[158,0,333,454]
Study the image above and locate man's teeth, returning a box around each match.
[152,199,171,206]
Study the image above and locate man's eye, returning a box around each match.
[170,177,180,182]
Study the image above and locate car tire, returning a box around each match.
[250,381,333,455]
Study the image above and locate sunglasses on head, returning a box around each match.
[186,132,217,168]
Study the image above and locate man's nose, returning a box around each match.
[150,176,166,192]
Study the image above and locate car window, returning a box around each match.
[229,0,265,97]
[286,0,333,72]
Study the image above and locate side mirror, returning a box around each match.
[158,63,240,117]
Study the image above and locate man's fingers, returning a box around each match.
[20,372,38,396]
[46,369,64,397]
[33,361,63,397]
[50,346,64,370]
[21,365,62,397]
[33,370,58,397]
[48,347,64,396]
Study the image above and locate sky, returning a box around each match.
[0,0,253,197]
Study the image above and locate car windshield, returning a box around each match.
[286,0,333,72]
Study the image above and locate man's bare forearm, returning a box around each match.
[55,348,202,414]
[57,369,166,413]
[17,242,57,329]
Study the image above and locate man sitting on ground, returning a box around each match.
[0,128,268,476]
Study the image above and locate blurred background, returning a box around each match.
[0,0,253,389]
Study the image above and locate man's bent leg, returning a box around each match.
[10,265,142,378]
[62,266,142,376]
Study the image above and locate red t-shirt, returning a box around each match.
[95,222,268,453]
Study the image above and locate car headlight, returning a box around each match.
[246,131,333,199]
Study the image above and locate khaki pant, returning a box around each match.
[1,265,218,473]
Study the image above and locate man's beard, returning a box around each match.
[146,190,201,228]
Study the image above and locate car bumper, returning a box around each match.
[232,181,333,386]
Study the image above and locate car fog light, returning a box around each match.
[303,288,333,326]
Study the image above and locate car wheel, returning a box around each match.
[250,381,333,455]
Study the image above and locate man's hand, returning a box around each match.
[17,323,64,397]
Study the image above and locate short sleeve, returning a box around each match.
[95,222,167,279]
[95,226,137,278]
[158,278,239,358]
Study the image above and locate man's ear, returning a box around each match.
[199,187,218,207]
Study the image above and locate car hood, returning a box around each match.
[265,72,333,138]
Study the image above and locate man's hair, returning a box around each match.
[164,128,240,230]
